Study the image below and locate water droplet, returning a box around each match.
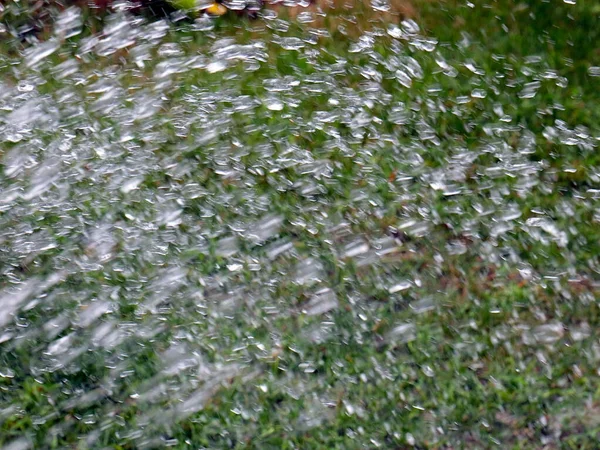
[387,323,417,344]
[24,39,59,68]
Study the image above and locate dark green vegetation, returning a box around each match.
[0,1,599,448]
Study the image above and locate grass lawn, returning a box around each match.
[0,0,599,448]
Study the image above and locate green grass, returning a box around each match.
[0,0,599,448]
